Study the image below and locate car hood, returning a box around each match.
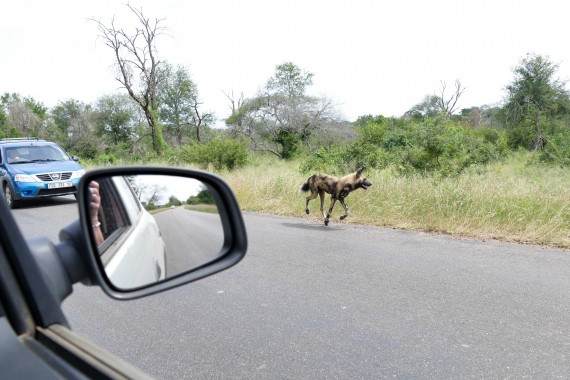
[7,161,83,175]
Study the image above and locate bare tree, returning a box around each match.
[90,4,166,156]
[406,80,466,118]
[143,183,166,206]
[436,80,465,116]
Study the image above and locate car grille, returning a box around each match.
[37,187,77,197]
[35,172,73,182]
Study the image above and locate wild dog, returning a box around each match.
[299,167,372,226]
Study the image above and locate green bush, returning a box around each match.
[301,116,508,177]
[299,145,347,174]
[539,130,570,166]
[180,136,250,171]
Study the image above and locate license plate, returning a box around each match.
[48,181,72,189]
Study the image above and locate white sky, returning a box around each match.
[2,0,570,123]
[135,175,203,203]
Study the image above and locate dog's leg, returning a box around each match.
[305,190,317,214]
[325,197,336,226]
[339,198,349,220]
[319,191,326,220]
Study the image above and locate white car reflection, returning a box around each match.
[95,176,166,289]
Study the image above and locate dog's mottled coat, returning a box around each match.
[299,167,372,226]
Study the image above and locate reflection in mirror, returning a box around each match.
[87,174,224,290]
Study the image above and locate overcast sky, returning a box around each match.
[2,0,570,123]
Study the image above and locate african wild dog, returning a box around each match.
[299,167,372,226]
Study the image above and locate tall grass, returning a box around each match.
[220,152,570,248]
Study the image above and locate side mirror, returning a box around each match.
[76,167,247,300]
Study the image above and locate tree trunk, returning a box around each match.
[531,111,545,151]
[144,108,164,156]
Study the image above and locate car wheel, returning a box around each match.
[3,183,19,209]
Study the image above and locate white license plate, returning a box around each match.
[47,182,72,189]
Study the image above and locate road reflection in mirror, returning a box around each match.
[87,174,224,290]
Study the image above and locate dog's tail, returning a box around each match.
[298,177,312,194]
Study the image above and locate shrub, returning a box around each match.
[539,131,570,166]
[301,116,509,177]
[180,136,250,171]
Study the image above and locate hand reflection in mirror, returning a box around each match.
[89,180,104,245]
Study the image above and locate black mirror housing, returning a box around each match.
[76,166,248,300]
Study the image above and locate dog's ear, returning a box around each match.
[356,167,366,175]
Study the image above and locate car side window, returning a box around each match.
[97,178,131,253]
[112,177,142,225]
[95,176,145,258]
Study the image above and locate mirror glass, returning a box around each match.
[87,174,225,290]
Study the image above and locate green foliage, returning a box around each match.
[226,62,337,160]
[187,186,215,205]
[95,153,118,164]
[503,53,570,150]
[535,118,570,166]
[158,63,211,144]
[0,107,18,138]
[0,93,48,137]
[267,61,314,98]
[301,115,508,177]
[299,142,390,175]
[539,132,570,166]
[299,145,347,174]
[93,94,135,145]
[66,139,99,160]
[273,129,301,159]
[167,195,182,207]
[179,135,250,170]
[149,107,167,157]
[355,115,389,144]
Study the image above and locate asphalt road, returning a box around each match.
[12,197,570,379]
[154,207,224,277]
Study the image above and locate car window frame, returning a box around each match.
[96,177,132,256]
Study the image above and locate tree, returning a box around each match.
[158,64,213,144]
[93,94,136,145]
[226,62,338,159]
[504,53,570,150]
[406,80,465,118]
[141,183,166,206]
[167,195,182,206]
[460,105,502,129]
[266,61,314,98]
[435,80,465,116]
[51,99,96,155]
[187,185,215,205]
[0,104,8,137]
[0,93,47,137]
[91,4,166,156]
[405,94,440,119]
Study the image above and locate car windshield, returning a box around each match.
[5,145,70,164]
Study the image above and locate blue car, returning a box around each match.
[0,138,85,208]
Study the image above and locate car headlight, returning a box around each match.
[71,169,86,179]
[14,174,38,182]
